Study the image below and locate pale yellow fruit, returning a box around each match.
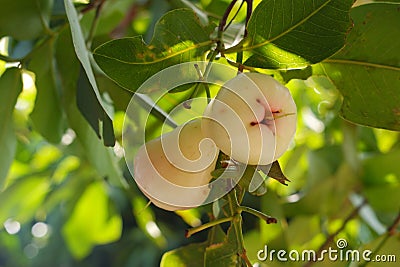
[202,73,297,165]
[134,119,218,211]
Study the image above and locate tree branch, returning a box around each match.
[303,199,367,267]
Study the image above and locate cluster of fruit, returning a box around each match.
[134,73,297,211]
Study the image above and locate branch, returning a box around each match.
[387,211,400,236]
[303,199,367,267]
[86,0,106,47]
[110,2,143,39]
[359,210,400,267]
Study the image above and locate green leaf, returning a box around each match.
[77,68,115,146]
[361,149,400,186]
[55,27,124,188]
[93,8,214,92]
[284,164,357,216]
[0,67,22,188]
[28,38,64,143]
[62,181,122,259]
[313,3,400,131]
[225,0,354,69]
[64,0,115,146]
[364,183,400,213]
[132,194,167,247]
[0,176,49,226]
[161,225,227,267]
[205,226,240,267]
[160,242,208,267]
[259,161,290,186]
[0,0,52,40]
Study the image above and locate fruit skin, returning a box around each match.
[134,119,218,211]
[202,72,297,166]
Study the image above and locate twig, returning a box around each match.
[185,216,233,238]
[86,0,106,48]
[387,211,400,236]
[303,199,367,267]
[110,2,145,38]
[359,210,400,267]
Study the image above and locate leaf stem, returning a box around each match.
[204,49,219,78]
[238,206,277,224]
[185,216,233,238]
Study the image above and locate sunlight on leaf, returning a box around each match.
[62,181,122,259]
[314,3,400,130]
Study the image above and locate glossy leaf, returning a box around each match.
[314,3,400,130]
[28,39,64,143]
[225,0,354,69]
[64,0,115,146]
[93,8,214,92]
[0,67,22,188]
[0,0,53,40]
[77,68,115,146]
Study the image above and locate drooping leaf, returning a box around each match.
[225,0,354,69]
[55,27,124,188]
[93,8,214,92]
[314,3,400,131]
[0,0,53,40]
[0,67,22,188]
[64,0,116,146]
[28,38,64,143]
[77,68,115,146]
[259,161,290,186]
[62,181,122,259]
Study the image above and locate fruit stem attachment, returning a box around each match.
[185,216,233,238]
